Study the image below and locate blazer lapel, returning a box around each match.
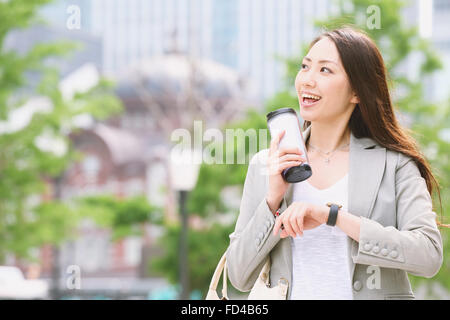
[348,132,386,219]
[347,131,386,283]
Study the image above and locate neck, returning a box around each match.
[307,121,351,152]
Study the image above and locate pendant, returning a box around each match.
[325,158,330,164]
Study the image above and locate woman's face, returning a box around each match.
[295,37,359,123]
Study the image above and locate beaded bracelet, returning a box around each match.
[275,208,281,217]
[275,208,284,230]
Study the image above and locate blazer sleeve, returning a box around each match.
[352,153,444,278]
[226,150,288,292]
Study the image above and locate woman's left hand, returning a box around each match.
[273,201,328,238]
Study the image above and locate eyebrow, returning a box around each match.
[303,56,338,66]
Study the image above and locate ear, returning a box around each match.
[350,92,360,104]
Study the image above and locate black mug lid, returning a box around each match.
[283,163,312,183]
[266,108,297,122]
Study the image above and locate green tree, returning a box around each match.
[75,195,163,241]
[0,0,122,263]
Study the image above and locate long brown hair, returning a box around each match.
[303,27,447,227]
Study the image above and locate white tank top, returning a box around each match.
[290,174,353,300]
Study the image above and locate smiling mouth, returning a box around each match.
[301,93,322,106]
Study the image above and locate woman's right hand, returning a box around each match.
[266,130,306,214]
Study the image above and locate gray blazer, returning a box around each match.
[226,125,443,300]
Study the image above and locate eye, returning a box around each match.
[321,67,332,73]
[301,63,308,70]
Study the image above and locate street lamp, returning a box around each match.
[168,146,201,300]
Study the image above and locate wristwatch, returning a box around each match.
[326,202,342,226]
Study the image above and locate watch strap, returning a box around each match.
[326,203,340,226]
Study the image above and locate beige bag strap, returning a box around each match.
[259,256,271,286]
[208,252,272,299]
[222,257,228,297]
[208,252,228,298]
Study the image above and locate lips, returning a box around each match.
[301,92,322,108]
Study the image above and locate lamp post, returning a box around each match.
[50,171,66,300]
[168,146,201,300]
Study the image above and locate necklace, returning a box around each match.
[307,141,350,164]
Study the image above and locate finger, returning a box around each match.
[279,154,306,163]
[278,147,303,157]
[277,161,304,173]
[280,230,289,238]
[269,130,286,155]
[289,215,302,237]
[268,150,305,173]
[296,216,304,237]
[273,216,283,236]
[282,217,296,238]
[277,156,307,169]
[296,213,304,235]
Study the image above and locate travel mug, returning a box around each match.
[266,107,312,183]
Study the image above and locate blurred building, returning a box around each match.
[40,0,93,32]
[403,0,450,103]
[430,0,450,102]
[236,0,334,102]
[41,0,336,104]
[40,0,450,105]
[4,24,101,88]
[58,123,161,278]
[91,0,335,102]
[42,53,246,281]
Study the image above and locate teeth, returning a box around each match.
[302,93,321,100]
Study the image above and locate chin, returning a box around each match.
[299,109,319,123]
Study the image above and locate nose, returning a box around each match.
[297,68,316,88]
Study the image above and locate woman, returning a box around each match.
[226,27,444,300]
